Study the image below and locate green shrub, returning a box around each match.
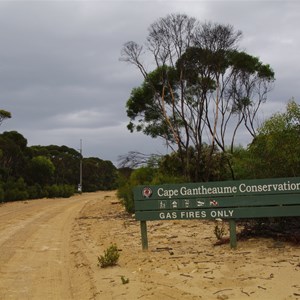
[60,184,75,198]
[3,177,29,201]
[0,185,4,202]
[4,189,29,201]
[151,173,185,185]
[27,185,39,199]
[47,184,59,198]
[117,180,134,213]
[117,167,156,213]
[121,276,129,284]
[45,184,75,198]
[97,244,120,268]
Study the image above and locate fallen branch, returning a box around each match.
[213,288,233,295]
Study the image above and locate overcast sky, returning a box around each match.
[1,0,299,166]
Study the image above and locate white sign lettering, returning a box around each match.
[158,210,234,220]
[155,180,300,199]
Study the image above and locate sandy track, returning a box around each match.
[0,191,299,300]
[0,195,89,299]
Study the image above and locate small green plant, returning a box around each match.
[97,244,120,268]
[121,276,129,284]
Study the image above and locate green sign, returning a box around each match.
[134,177,300,201]
[135,205,300,221]
[133,177,300,250]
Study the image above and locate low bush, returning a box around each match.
[97,244,120,268]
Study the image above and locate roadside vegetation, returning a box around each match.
[118,99,300,212]
[117,99,300,243]
[97,244,120,268]
[0,130,118,202]
[117,13,300,214]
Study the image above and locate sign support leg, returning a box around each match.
[229,219,237,249]
[140,221,148,250]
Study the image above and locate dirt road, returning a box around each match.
[0,191,299,300]
[0,193,87,299]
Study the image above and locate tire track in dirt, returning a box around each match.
[0,195,96,300]
[68,199,101,300]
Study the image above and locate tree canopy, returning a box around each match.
[121,14,275,181]
[0,109,11,126]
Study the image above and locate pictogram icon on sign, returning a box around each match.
[142,187,152,198]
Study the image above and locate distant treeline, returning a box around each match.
[0,131,118,202]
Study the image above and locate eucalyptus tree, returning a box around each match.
[82,157,118,191]
[28,156,55,185]
[121,14,200,179]
[0,131,28,181]
[121,13,274,181]
[30,145,81,186]
[0,110,11,127]
[177,46,274,179]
